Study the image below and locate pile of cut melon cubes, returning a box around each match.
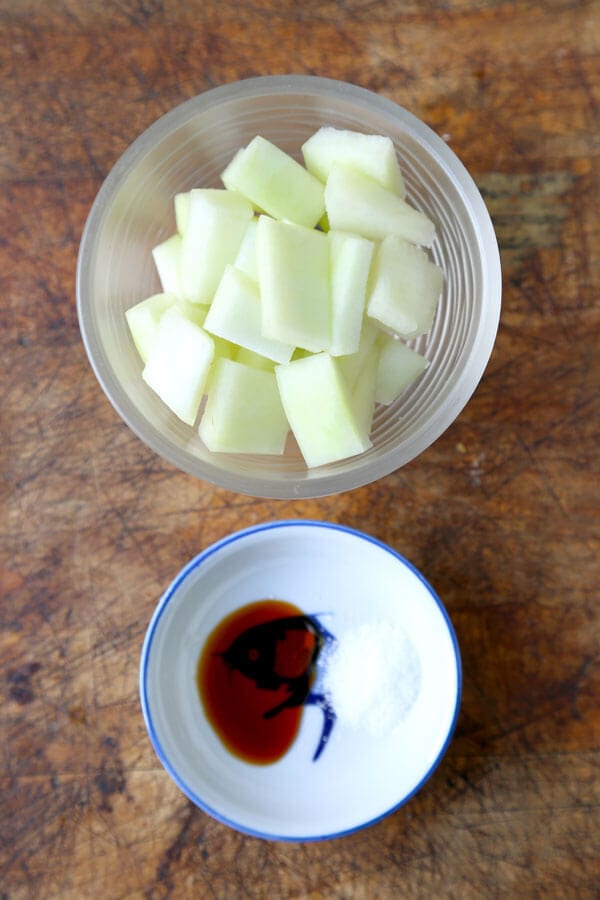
[125,127,444,468]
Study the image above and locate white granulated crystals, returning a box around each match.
[323,621,421,736]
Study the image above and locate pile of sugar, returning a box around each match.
[323,620,421,736]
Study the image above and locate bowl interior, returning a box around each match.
[77,76,501,498]
[140,521,461,840]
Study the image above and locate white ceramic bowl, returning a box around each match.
[140,521,461,841]
[77,75,501,499]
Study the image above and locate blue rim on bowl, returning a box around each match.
[140,520,462,841]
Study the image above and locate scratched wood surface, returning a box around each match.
[1,0,599,897]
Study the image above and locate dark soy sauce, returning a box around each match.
[197,599,322,765]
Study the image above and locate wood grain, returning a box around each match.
[1,0,599,897]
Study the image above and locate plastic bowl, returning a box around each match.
[77,75,501,499]
[139,520,462,841]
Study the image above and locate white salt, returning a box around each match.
[323,620,421,736]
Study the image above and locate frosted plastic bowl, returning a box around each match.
[77,75,501,499]
[140,520,462,840]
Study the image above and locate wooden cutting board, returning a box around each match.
[1,1,598,896]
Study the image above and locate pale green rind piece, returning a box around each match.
[324,163,436,247]
[203,264,295,365]
[152,234,184,297]
[142,310,215,426]
[302,126,406,197]
[233,218,259,281]
[375,333,430,405]
[125,292,177,363]
[367,234,444,338]
[221,135,326,229]
[328,230,374,356]
[256,216,331,353]
[336,317,381,390]
[170,300,236,372]
[172,298,209,327]
[199,358,289,455]
[350,341,380,436]
[174,192,191,235]
[180,188,254,304]
[234,346,276,371]
[275,352,372,468]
